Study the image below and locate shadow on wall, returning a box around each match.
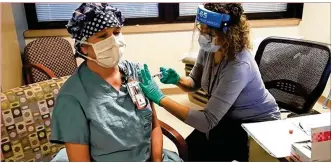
[11,3,28,54]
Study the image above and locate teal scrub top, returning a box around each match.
[50,60,181,162]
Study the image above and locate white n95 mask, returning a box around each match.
[79,35,121,68]
[198,34,221,53]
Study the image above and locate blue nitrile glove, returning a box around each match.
[138,64,165,105]
[159,67,180,85]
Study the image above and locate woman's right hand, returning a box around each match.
[159,67,180,85]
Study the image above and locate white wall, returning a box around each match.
[299,3,331,44]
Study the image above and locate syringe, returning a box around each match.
[152,72,163,79]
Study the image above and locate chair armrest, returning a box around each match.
[23,63,57,79]
[159,120,188,161]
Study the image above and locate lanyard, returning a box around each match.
[207,57,223,99]
[119,65,129,84]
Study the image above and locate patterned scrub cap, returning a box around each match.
[66,3,125,57]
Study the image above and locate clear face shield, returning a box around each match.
[187,5,231,57]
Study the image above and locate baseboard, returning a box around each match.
[317,96,331,109]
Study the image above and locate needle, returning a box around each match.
[303,144,311,151]
[152,72,162,78]
[299,122,309,135]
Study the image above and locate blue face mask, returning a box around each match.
[198,34,220,52]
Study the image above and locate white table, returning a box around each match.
[242,113,331,159]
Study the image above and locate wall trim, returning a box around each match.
[24,18,301,38]
[161,87,185,95]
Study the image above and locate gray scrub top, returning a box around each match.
[50,61,181,162]
[186,49,281,132]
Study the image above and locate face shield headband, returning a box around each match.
[196,5,231,33]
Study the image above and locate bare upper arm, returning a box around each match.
[150,101,160,129]
[65,143,91,162]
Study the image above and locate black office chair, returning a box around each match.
[255,37,331,116]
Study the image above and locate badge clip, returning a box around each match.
[127,80,147,110]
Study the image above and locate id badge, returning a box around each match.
[127,80,147,110]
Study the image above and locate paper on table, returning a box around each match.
[289,113,331,137]
[242,120,310,158]
[242,113,331,158]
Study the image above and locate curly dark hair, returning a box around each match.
[204,3,251,60]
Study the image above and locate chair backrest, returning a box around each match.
[1,76,69,162]
[23,37,77,83]
[255,37,331,114]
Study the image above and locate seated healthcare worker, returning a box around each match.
[50,3,181,162]
[138,3,281,162]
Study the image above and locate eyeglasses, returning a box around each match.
[196,22,217,42]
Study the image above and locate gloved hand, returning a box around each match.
[138,64,165,105]
[159,67,180,85]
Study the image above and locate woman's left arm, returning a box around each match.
[150,101,163,162]
[139,63,249,133]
